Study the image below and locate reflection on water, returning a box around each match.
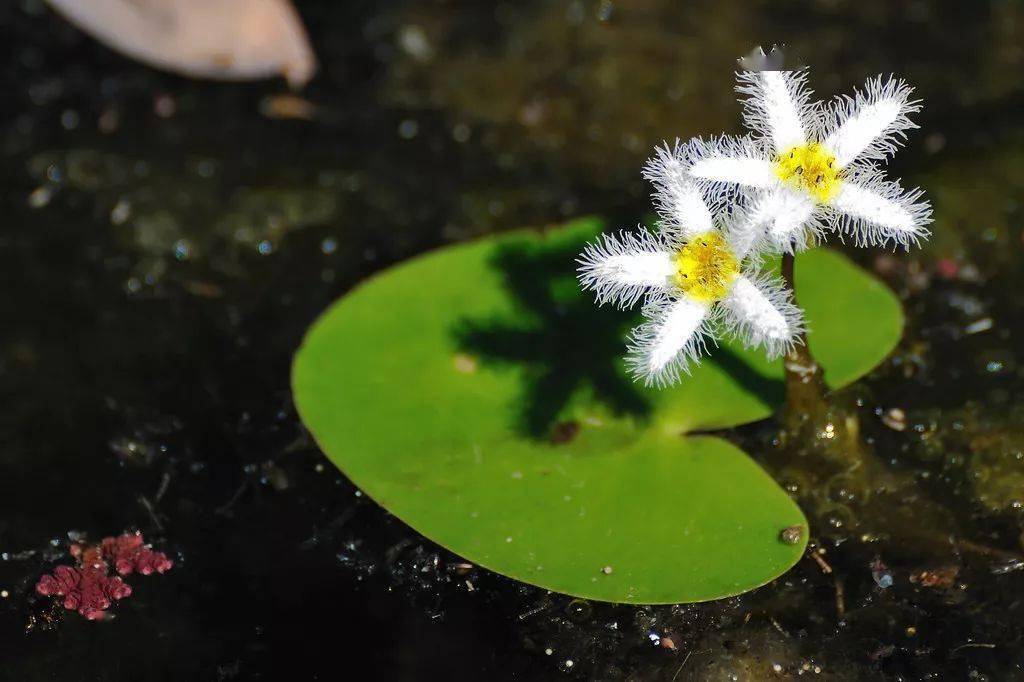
[3,0,1024,679]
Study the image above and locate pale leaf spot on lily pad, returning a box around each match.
[292,217,903,603]
[453,353,478,374]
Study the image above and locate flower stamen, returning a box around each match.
[672,232,739,302]
[775,142,842,202]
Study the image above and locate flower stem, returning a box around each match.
[780,253,828,423]
[778,253,871,479]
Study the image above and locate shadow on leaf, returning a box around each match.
[454,227,783,440]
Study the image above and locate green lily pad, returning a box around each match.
[292,217,903,603]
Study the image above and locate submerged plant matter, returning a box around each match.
[36,565,133,621]
[73,532,175,577]
[35,532,173,620]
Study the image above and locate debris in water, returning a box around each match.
[881,407,907,431]
[27,186,54,209]
[260,461,291,491]
[910,565,960,588]
[260,94,317,120]
[810,550,833,574]
[991,558,1024,575]
[549,421,580,444]
[934,258,959,280]
[870,558,894,588]
[44,0,317,88]
[964,317,994,335]
[779,525,804,545]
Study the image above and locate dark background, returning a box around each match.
[2,0,1024,679]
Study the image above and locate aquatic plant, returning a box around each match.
[292,212,907,602]
[577,179,804,386]
[36,565,133,621]
[676,68,932,253]
[75,532,175,577]
[578,60,930,389]
[292,55,915,604]
[36,532,172,620]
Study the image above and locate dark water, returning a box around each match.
[3,0,1024,679]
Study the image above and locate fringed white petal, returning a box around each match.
[676,135,775,205]
[721,206,766,261]
[823,76,921,168]
[748,189,822,254]
[721,274,804,359]
[690,156,776,188]
[643,141,715,241]
[828,176,932,249]
[626,295,712,387]
[577,229,674,309]
[736,70,812,152]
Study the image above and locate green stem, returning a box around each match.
[780,253,828,423]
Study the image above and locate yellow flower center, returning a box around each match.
[672,232,739,303]
[774,142,842,202]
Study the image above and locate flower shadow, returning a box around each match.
[454,234,651,439]
[453,229,783,440]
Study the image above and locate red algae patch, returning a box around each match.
[36,532,172,620]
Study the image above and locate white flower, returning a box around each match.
[577,172,805,387]
[672,69,932,253]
